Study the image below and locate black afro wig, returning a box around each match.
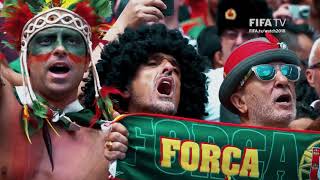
[83,24,208,119]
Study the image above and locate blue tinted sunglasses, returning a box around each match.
[240,64,301,86]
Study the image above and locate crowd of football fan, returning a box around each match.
[0,0,319,179]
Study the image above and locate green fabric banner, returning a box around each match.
[114,114,320,180]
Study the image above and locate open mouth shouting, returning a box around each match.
[48,62,71,79]
[274,93,293,109]
[156,77,174,97]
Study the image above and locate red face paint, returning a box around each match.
[28,53,51,63]
[27,52,88,65]
[68,53,88,64]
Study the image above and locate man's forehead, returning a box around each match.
[224,28,248,32]
[267,61,286,65]
[312,44,320,64]
[149,53,178,65]
[308,39,320,66]
[28,26,88,53]
[35,27,82,36]
[221,28,259,40]
[221,28,249,35]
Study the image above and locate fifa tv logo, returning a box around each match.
[249,18,286,27]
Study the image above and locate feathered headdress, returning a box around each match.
[2,0,113,170]
[2,0,112,50]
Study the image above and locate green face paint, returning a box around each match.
[28,27,87,57]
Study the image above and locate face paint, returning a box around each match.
[68,53,88,64]
[26,27,90,103]
[28,52,88,64]
[28,52,51,64]
[28,27,87,57]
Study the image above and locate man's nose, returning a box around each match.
[274,70,289,88]
[162,62,174,76]
[235,33,245,46]
[52,43,67,57]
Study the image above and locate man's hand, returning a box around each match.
[288,117,320,131]
[104,122,129,161]
[0,55,22,86]
[103,0,166,42]
[0,65,22,86]
[288,118,313,130]
[272,3,307,25]
[272,4,292,20]
[118,0,166,29]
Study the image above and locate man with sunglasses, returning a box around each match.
[219,34,301,128]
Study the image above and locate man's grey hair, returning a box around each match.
[308,38,320,67]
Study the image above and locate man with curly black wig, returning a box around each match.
[83,23,208,119]
[82,24,208,164]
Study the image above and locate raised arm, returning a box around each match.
[0,62,21,125]
[102,0,166,42]
[0,63,22,168]
[89,0,166,75]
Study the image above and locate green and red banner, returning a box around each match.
[114,114,320,180]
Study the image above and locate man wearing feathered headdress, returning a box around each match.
[0,0,117,179]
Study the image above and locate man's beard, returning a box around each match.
[128,89,179,115]
[248,97,296,127]
[145,101,177,115]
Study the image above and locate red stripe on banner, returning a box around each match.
[310,147,320,180]
[115,113,320,134]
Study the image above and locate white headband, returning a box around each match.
[20,7,101,105]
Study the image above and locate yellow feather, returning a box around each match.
[40,0,51,12]
[23,105,32,144]
[61,0,83,9]
[24,118,32,144]
[40,0,83,12]
[44,0,51,4]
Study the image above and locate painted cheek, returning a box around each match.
[28,53,51,64]
[30,42,56,55]
[68,53,88,64]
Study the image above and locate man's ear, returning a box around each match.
[122,86,131,99]
[230,91,248,114]
[306,69,316,88]
[213,51,224,68]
